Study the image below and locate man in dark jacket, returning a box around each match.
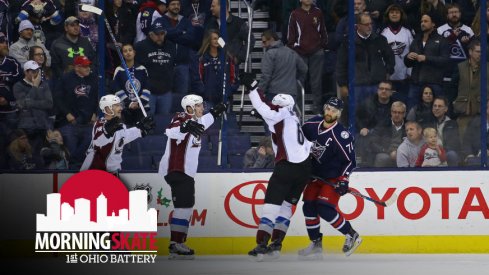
[404,13,450,110]
[54,56,98,166]
[156,0,203,96]
[337,12,395,106]
[135,21,176,115]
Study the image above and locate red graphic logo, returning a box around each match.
[224,180,268,228]
[60,170,128,222]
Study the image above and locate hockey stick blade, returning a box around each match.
[383,193,398,207]
[80,4,103,15]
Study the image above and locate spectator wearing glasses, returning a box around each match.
[337,12,395,107]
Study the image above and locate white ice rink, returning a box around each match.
[4,254,489,275]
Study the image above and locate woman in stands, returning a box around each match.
[197,29,236,109]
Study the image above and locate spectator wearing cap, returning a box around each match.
[135,21,176,114]
[16,0,63,48]
[6,128,42,170]
[0,32,23,132]
[13,60,53,153]
[155,0,203,96]
[54,55,98,166]
[10,20,51,68]
[136,0,167,43]
[50,16,96,82]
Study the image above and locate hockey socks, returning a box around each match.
[302,201,322,241]
[170,208,193,243]
[317,202,352,235]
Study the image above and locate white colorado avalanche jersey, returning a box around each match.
[249,88,311,163]
[158,112,214,177]
[81,118,142,173]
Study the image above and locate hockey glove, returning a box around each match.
[180,119,205,137]
[210,103,227,118]
[136,116,156,137]
[103,117,123,138]
[240,72,258,92]
[334,178,349,196]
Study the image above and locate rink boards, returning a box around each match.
[1,170,489,255]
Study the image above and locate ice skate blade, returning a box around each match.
[345,237,362,257]
[168,253,195,260]
[249,253,264,262]
[265,250,281,260]
[298,253,323,261]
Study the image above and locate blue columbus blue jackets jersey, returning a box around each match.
[302,116,356,179]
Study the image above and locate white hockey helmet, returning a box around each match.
[99,94,121,115]
[181,94,203,114]
[272,94,295,111]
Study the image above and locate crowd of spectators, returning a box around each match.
[0,0,488,171]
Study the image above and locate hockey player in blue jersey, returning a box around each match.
[299,97,362,259]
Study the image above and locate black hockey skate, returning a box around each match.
[266,241,282,259]
[248,244,268,262]
[169,242,195,260]
[343,232,362,256]
[298,236,323,260]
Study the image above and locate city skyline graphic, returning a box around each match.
[37,190,157,232]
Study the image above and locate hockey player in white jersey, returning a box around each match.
[81,95,155,174]
[158,94,226,260]
[299,97,362,259]
[240,73,312,261]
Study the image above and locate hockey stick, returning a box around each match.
[311,176,397,207]
[237,0,253,130]
[81,4,147,117]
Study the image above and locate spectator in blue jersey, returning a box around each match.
[112,43,152,127]
[299,97,362,259]
[136,0,167,43]
[240,73,312,261]
[135,21,176,115]
[54,56,98,167]
[197,29,236,107]
[156,0,203,96]
[0,32,23,132]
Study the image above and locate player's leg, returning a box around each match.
[267,159,311,258]
[165,172,196,260]
[298,180,323,259]
[248,162,290,260]
[315,183,362,256]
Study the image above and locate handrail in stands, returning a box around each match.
[238,0,254,129]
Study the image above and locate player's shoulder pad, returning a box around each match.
[305,115,323,123]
